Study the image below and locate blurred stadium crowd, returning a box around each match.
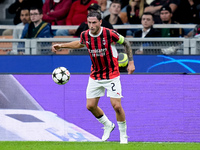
[0,0,200,55]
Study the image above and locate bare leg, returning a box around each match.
[87,97,114,141]
[110,97,125,121]
[110,97,128,144]
[86,97,104,118]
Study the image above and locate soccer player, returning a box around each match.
[52,11,135,144]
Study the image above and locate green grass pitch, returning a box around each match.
[0,142,200,150]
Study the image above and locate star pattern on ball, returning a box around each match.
[52,67,70,85]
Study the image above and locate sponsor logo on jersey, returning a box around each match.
[88,48,107,57]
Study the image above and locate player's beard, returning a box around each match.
[22,19,29,24]
[91,26,100,35]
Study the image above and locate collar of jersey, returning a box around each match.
[89,27,103,37]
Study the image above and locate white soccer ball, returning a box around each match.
[52,67,70,85]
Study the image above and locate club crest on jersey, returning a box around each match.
[102,38,106,45]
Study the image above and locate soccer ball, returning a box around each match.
[52,67,70,85]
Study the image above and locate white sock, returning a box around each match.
[97,114,112,127]
[117,121,127,136]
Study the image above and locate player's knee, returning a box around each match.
[86,103,95,111]
[112,103,122,113]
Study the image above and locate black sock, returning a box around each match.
[96,115,103,119]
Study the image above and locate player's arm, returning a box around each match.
[52,40,85,52]
[118,35,135,74]
[122,38,133,62]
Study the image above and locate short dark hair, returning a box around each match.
[20,8,30,14]
[21,7,29,11]
[30,7,43,14]
[87,11,102,21]
[142,12,154,20]
[110,0,121,7]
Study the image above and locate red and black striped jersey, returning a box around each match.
[80,27,124,80]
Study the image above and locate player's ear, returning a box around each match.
[100,19,102,25]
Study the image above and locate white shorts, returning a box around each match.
[86,76,123,99]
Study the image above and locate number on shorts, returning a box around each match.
[111,83,116,91]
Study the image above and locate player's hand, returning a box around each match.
[127,60,135,74]
[52,44,61,52]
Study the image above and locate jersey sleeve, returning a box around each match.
[80,32,86,45]
[111,30,125,44]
